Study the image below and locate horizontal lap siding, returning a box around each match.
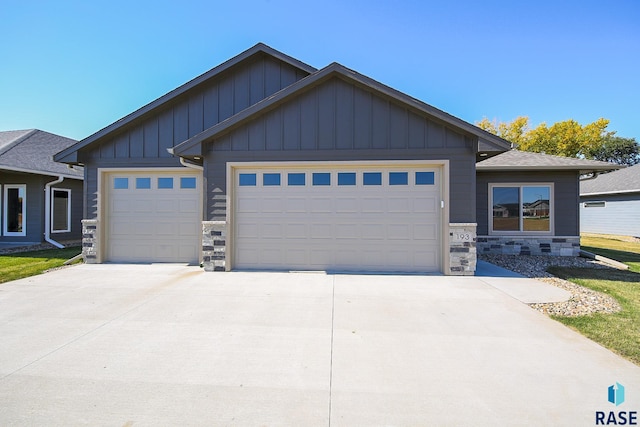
[580,194,640,237]
[206,77,477,223]
[476,170,579,235]
[79,55,309,219]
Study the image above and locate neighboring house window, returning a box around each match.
[584,201,605,208]
[51,189,71,233]
[3,184,26,236]
[490,184,553,234]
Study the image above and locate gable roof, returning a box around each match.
[476,149,622,175]
[171,62,511,156]
[54,43,317,164]
[580,163,640,196]
[0,129,82,179]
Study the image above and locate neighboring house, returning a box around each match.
[580,163,640,238]
[0,129,83,247]
[476,150,620,256]
[52,43,619,274]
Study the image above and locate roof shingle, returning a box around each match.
[580,163,640,195]
[477,149,621,174]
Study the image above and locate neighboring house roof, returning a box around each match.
[580,163,640,196]
[170,62,511,157]
[0,129,83,179]
[55,43,317,164]
[476,149,622,175]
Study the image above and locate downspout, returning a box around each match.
[44,176,65,248]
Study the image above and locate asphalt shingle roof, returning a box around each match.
[580,163,640,195]
[0,129,83,178]
[476,149,621,174]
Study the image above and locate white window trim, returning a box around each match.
[489,183,555,236]
[3,184,27,237]
[51,188,72,233]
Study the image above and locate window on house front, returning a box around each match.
[3,184,26,236]
[51,189,71,233]
[490,184,552,233]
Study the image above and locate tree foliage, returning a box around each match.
[477,116,639,165]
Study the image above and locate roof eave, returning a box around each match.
[0,165,83,179]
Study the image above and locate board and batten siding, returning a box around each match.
[580,193,640,237]
[476,170,580,236]
[80,55,308,218]
[205,77,477,223]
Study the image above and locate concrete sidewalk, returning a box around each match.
[0,264,638,426]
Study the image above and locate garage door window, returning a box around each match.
[114,178,128,189]
[312,173,331,186]
[389,172,408,185]
[239,173,257,186]
[180,177,197,189]
[288,173,305,186]
[416,172,435,185]
[136,178,151,189]
[363,172,382,185]
[158,177,173,189]
[263,173,281,186]
[338,173,356,186]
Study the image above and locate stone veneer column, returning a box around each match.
[202,221,226,272]
[449,223,477,276]
[81,219,99,264]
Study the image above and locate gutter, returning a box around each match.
[44,176,65,249]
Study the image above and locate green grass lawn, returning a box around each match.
[0,247,82,285]
[548,235,640,365]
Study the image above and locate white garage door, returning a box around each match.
[105,170,201,263]
[233,164,442,273]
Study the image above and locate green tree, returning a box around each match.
[586,135,640,166]
[477,116,621,159]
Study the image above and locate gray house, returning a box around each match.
[0,129,83,247]
[580,163,640,238]
[476,150,620,256]
[53,44,617,274]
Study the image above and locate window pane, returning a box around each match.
[239,173,257,186]
[523,186,550,232]
[158,177,173,189]
[136,177,151,189]
[288,173,305,186]
[416,172,435,185]
[312,172,330,186]
[114,177,128,189]
[338,172,356,186]
[363,172,382,185]
[389,172,408,185]
[263,173,281,186]
[52,190,70,232]
[180,177,197,189]
[492,187,520,231]
[6,187,25,233]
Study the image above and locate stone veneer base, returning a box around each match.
[202,221,227,272]
[477,236,580,256]
[449,223,477,276]
[81,219,99,264]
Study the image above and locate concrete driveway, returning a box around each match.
[0,264,639,426]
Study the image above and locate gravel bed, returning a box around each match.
[479,254,622,317]
[0,241,81,255]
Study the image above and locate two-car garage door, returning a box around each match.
[233,164,442,273]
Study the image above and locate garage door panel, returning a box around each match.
[107,171,200,263]
[234,165,441,272]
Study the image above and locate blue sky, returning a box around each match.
[1,0,638,141]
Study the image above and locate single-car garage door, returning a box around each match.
[105,170,201,263]
[232,163,442,273]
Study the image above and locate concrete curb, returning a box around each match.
[579,250,629,270]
